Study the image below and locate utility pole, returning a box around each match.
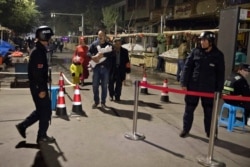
[161,0,169,34]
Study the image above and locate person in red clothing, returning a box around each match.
[72,36,90,86]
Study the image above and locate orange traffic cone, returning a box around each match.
[58,72,65,92]
[160,79,170,103]
[56,86,69,120]
[71,84,87,117]
[140,73,148,94]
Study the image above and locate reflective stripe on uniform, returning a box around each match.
[223,86,234,92]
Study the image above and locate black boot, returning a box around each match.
[179,130,189,138]
[15,123,26,138]
[37,136,55,144]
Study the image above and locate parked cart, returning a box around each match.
[13,63,28,87]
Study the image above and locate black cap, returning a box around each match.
[35,25,54,41]
[239,63,250,72]
[198,31,215,43]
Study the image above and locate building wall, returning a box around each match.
[113,0,250,33]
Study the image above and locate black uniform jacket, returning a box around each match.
[110,47,131,81]
[223,72,250,105]
[28,41,48,92]
[180,46,225,92]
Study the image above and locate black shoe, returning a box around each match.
[206,133,218,139]
[206,133,209,138]
[179,131,189,138]
[115,97,120,101]
[37,136,55,144]
[101,103,107,108]
[16,124,26,138]
[92,103,98,109]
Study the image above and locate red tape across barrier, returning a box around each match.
[139,82,250,102]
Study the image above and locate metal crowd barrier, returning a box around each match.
[125,80,250,167]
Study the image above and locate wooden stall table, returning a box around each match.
[130,52,157,68]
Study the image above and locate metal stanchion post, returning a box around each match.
[197,92,226,167]
[124,80,145,140]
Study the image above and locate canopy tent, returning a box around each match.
[0,26,11,32]
[0,40,15,57]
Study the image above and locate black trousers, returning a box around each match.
[183,95,213,134]
[108,69,123,99]
[21,82,51,138]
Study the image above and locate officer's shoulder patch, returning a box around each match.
[209,63,215,67]
[234,75,241,80]
[37,64,43,68]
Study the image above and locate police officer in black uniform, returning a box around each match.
[223,63,250,125]
[180,31,225,138]
[16,25,55,144]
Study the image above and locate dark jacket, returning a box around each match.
[88,39,113,69]
[223,72,250,105]
[110,47,130,81]
[28,41,48,92]
[180,46,225,92]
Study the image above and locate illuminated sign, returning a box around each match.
[239,9,250,20]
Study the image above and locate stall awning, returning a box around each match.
[163,29,219,35]
[0,26,11,32]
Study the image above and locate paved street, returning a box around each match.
[0,50,249,167]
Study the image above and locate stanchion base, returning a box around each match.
[197,155,226,167]
[124,132,145,141]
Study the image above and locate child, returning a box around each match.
[70,56,83,86]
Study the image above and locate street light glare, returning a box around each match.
[51,13,55,18]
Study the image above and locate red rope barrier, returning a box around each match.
[139,82,250,102]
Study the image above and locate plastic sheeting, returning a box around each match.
[122,43,145,51]
[0,40,15,57]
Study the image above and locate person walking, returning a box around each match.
[59,40,63,53]
[176,39,188,82]
[222,63,250,125]
[15,26,55,144]
[88,30,113,109]
[179,31,225,138]
[108,37,131,101]
[72,36,90,86]
[155,35,166,72]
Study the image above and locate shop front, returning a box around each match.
[161,29,219,75]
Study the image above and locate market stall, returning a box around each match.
[162,29,219,75]
[160,48,178,75]
[129,51,157,67]
[119,33,158,68]
[9,50,29,86]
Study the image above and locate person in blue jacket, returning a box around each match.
[180,31,225,138]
